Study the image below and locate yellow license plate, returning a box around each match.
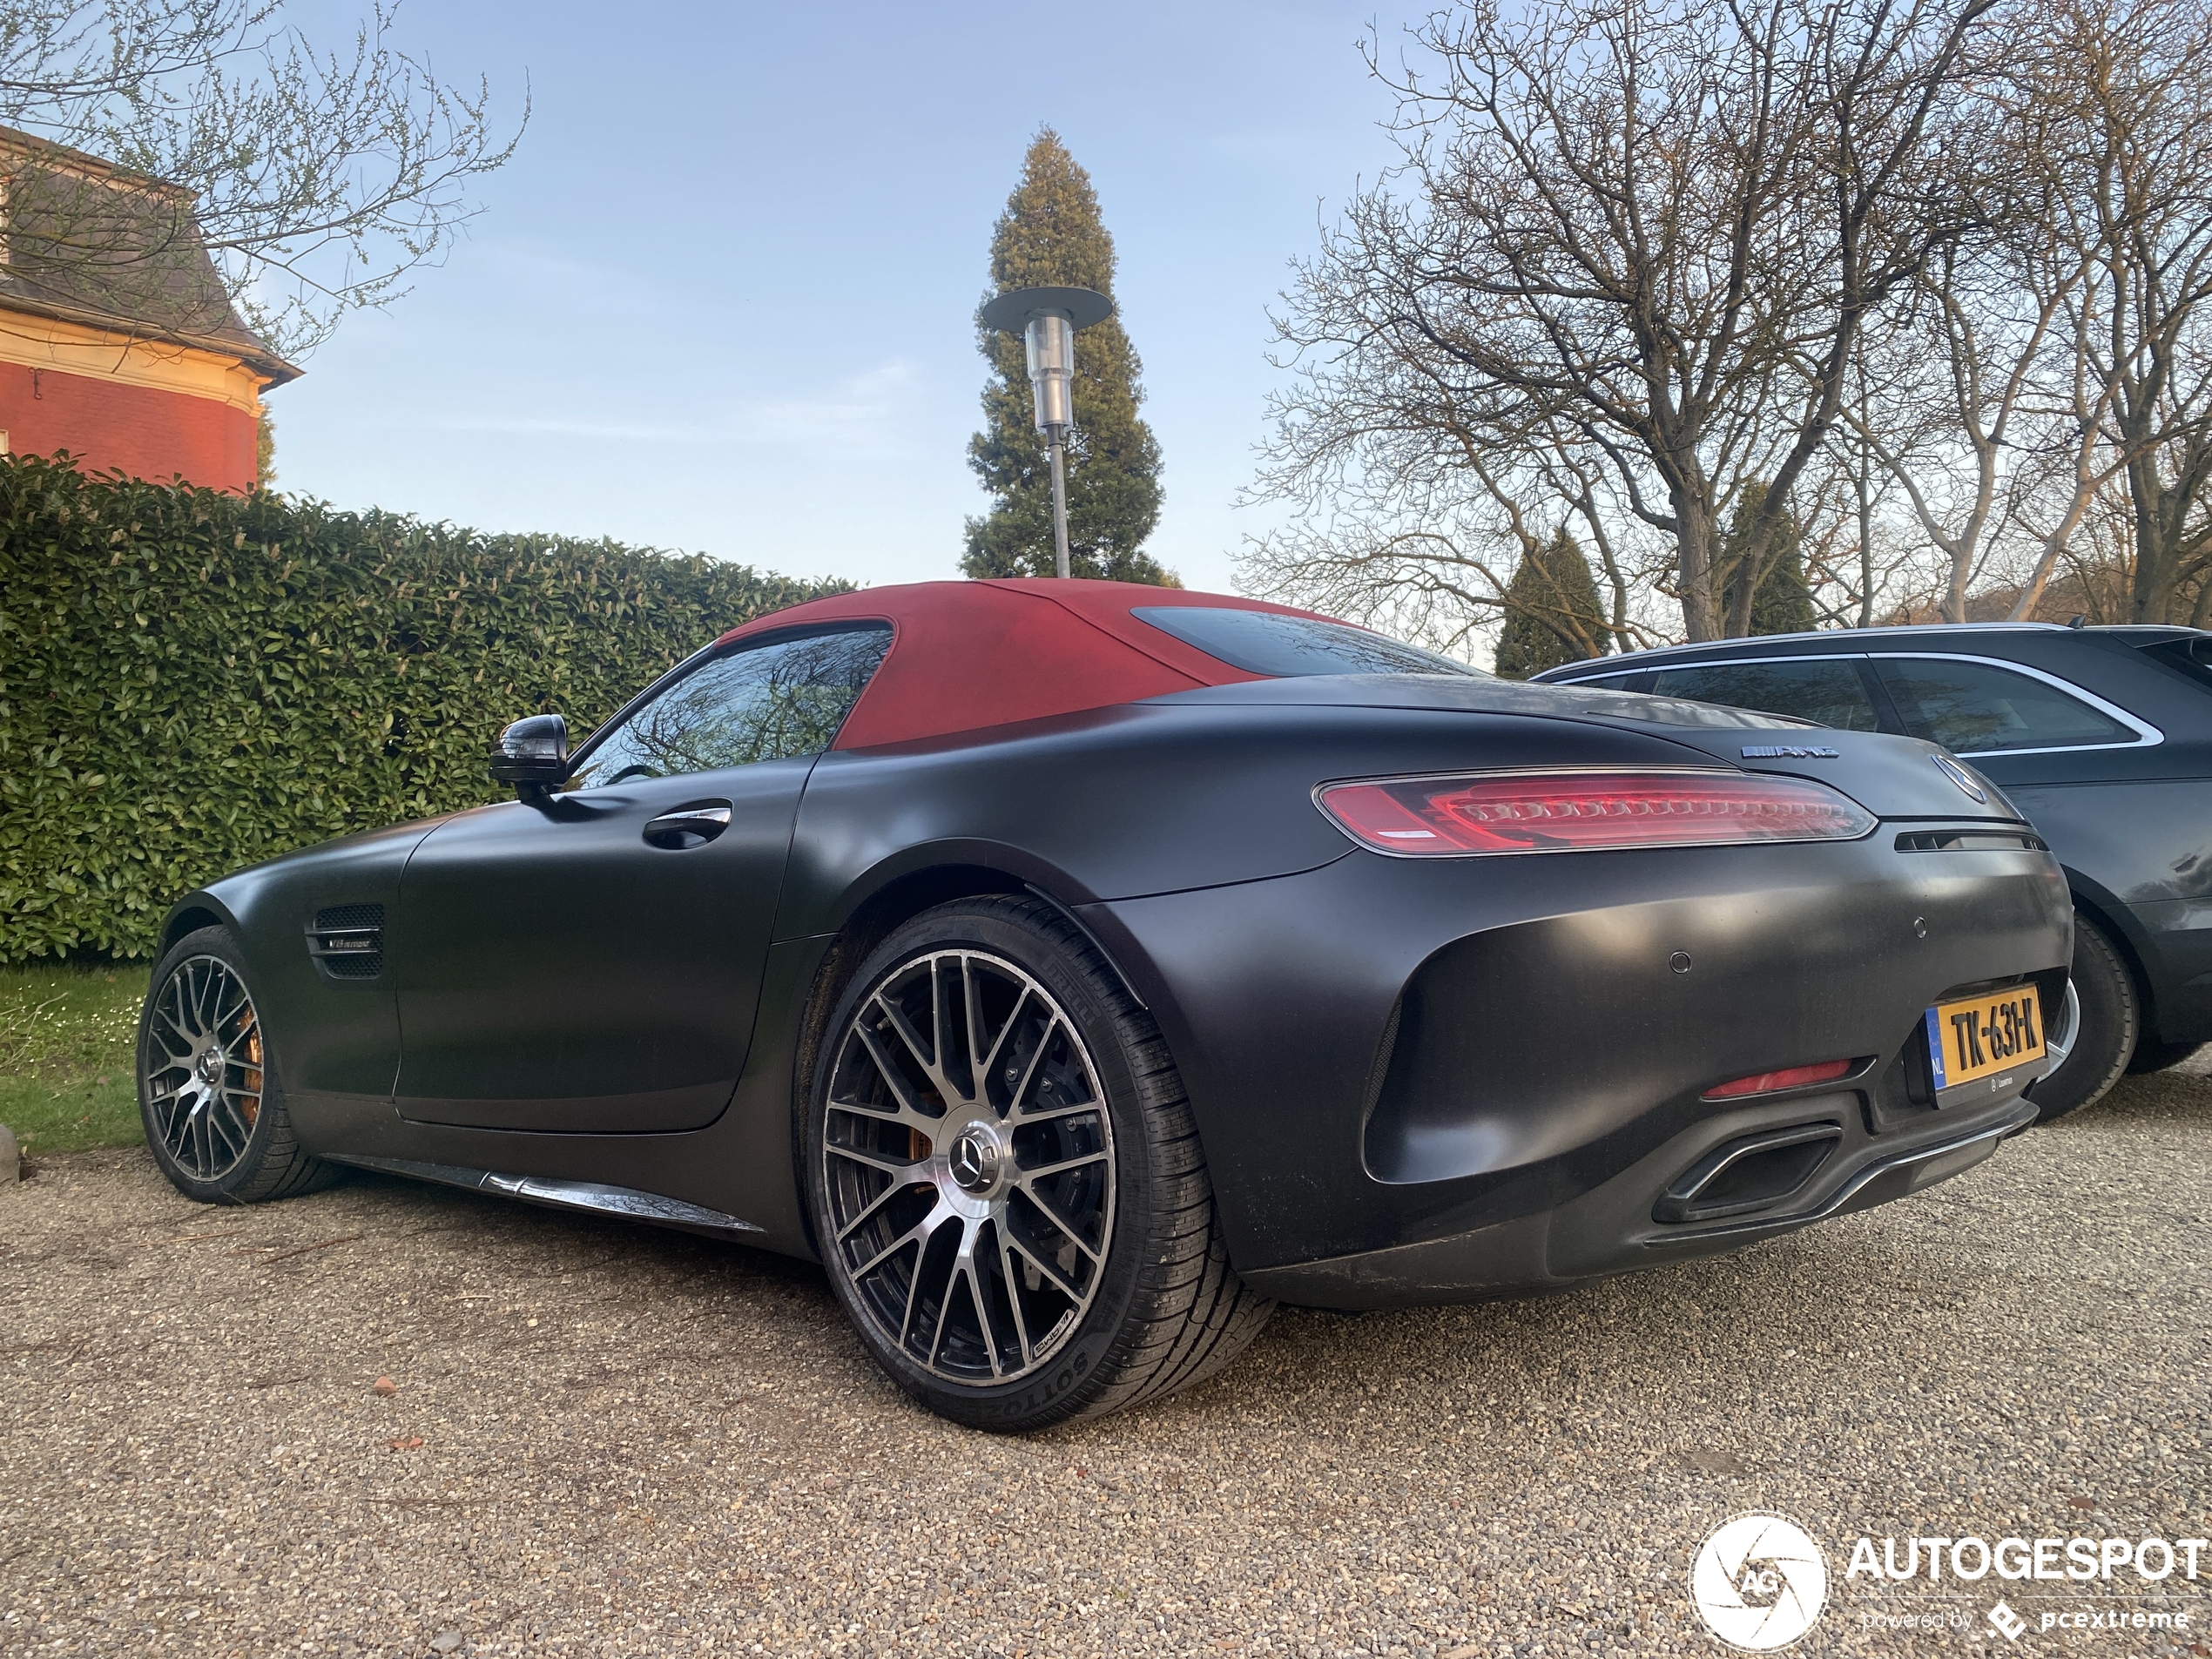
[1925,988,2046,1092]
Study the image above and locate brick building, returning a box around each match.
[0,127,297,492]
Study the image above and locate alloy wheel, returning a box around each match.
[2043,979,2081,1070]
[143,955,266,1181]
[820,948,1115,1385]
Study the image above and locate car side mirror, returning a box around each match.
[490,713,570,801]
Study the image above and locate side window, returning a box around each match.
[1648,660,1880,731]
[567,625,893,789]
[1562,670,1649,692]
[1873,658,2136,753]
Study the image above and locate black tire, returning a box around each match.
[2126,1037,2205,1075]
[2024,912,2139,1124]
[138,926,342,1204]
[803,896,1273,1431]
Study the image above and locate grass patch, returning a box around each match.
[0,962,149,1155]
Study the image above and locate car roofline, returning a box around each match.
[1533,622,2079,679]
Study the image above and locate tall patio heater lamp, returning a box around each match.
[980,285,1115,579]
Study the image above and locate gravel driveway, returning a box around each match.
[4,1060,2207,1659]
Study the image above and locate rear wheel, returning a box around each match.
[2126,1038,2205,1075]
[138,927,340,1204]
[2024,913,2138,1124]
[805,896,1272,1431]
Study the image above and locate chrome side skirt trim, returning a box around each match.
[328,1155,764,1237]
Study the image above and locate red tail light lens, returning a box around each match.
[1703,1059,1855,1099]
[1317,770,1876,856]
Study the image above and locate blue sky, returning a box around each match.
[273,1,1429,595]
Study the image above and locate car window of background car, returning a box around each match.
[1557,670,1643,691]
[1648,660,1881,730]
[1873,658,2136,753]
[2136,635,2212,694]
[566,625,894,789]
[1132,606,1486,678]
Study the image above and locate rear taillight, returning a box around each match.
[1316,769,1876,856]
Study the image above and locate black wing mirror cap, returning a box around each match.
[490,713,570,799]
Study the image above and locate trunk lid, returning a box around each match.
[1150,674,2033,824]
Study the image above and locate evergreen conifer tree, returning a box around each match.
[1750,535,1817,635]
[962,131,1170,583]
[1494,526,1607,677]
[1720,484,1817,636]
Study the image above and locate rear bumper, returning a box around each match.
[1240,1088,2036,1310]
[1083,827,2071,1305]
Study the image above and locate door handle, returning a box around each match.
[643,803,732,850]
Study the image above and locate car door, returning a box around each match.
[388,623,892,1134]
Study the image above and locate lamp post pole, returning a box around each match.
[981,286,1115,578]
[1047,422,1072,581]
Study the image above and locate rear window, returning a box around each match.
[1133,606,1484,678]
[1649,659,1880,731]
[2138,635,2212,691]
[1873,658,2137,753]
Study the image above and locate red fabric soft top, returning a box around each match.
[710,578,1335,750]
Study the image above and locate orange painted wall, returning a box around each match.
[0,360,256,492]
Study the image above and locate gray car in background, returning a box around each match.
[1536,624,2212,1120]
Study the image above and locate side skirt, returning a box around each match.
[327,1155,765,1241]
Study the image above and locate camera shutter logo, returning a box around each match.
[1690,1512,1829,1650]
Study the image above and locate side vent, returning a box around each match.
[1895,829,2047,853]
[307,904,385,979]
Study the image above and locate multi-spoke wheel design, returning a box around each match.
[810,897,1273,1430]
[2041,979,2081,1071]
[141,954,266,1182]
[820,948,1115,1385]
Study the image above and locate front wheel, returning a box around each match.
[2024,913,2139,1125]
[138,926,341,1204]
[804,897,1272,1431]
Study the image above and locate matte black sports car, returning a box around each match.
[1535,623,2212,1121]
[140,581,2073,1429]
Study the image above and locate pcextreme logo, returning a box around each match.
[1690,1512,1831,1650]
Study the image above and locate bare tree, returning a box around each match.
[1839,207,2128,624]
[2028,0,2212,624]
[0,0,525,358]
[1240,376,1664,659]
[1247,0,1995,644]
[1911,0,2212,625]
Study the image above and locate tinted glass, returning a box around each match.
[568,626,892,788]
[1561,671,1646,691]
[1874,658,2134,753]
[1133,606,1484,678]
[1649,659,1880,731]
[2140,636,2212,692]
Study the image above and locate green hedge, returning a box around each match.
[0,458,849,961]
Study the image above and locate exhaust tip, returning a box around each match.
[1654,1123,1844,1224]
